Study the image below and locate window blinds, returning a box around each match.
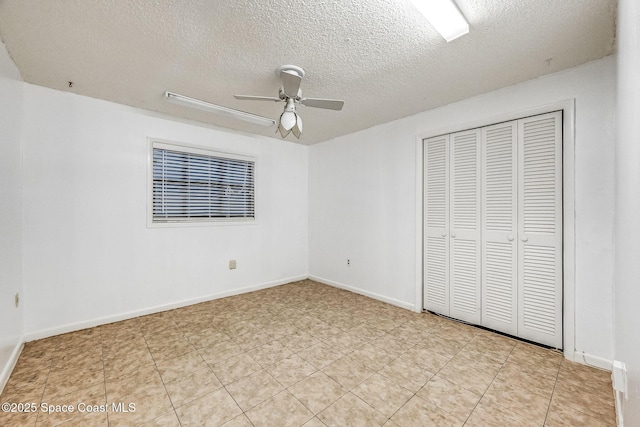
[152,146,255,222]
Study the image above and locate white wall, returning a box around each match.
[0,40,24,388]
[309,56,616,363]
[615,0,640,423]
[21,85,309,338]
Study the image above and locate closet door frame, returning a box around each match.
[416,99,576,360]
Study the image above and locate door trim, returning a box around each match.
[415,99,576,361]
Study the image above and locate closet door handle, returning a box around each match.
[521,236,529,242]
[507,235,514,241]
[441,232,447,237]
[451,233,456,238]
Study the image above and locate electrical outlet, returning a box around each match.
[229,260,237,270]
[347,259,350,266]
[14,292,19,308]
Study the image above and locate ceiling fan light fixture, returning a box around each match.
[278,99,303,139]
[164,91,276,127]
[278,111,303,139]
[408,0,469,42]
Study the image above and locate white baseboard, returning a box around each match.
[309,275,415,311]
[573,351,613,371]
[0,340,24,395]
[23,275,308,342]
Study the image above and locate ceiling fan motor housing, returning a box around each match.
[276,64,305,79]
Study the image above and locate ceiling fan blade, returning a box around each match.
[234,95,282,102]
[281,70,302,98]
[300,98,344,111]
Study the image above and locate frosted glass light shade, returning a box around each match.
[280,111,297,130]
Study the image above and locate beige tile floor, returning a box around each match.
[0,280,616,426]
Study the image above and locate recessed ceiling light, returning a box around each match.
[409,0,469,42]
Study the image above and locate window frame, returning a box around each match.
[147,138,258,228]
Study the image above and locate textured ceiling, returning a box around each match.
[0,0,616,144]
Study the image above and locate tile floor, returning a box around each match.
[0,280,616,426]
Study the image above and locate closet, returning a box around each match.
[423,111,562,349]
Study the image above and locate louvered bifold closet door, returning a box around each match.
[449,129,481,324]
[481,121,518,335]
[424,135,450,315]
[517,112,563,348]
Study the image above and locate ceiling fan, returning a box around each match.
[234,65,344,139]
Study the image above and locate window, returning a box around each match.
[151,141,255,223]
